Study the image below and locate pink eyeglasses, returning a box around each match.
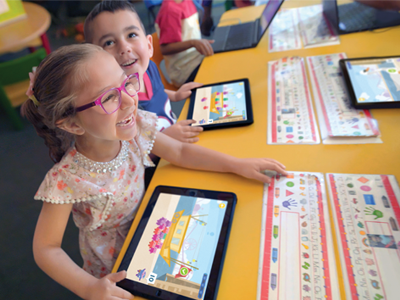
[75,73,140,114]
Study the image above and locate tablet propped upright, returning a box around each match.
[339,56,400,109]
[187,78,253,130]
[116,186,237,300]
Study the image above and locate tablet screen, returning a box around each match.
[345,57,400,104]
[125,193,228,299]
[191,80,248,126]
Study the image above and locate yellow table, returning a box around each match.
[115,1,400,299]
[0,2,51,55]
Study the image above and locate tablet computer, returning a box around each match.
[116,186,237,300]
[187,78,253,130]
[339,56,400,109]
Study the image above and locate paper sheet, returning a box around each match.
[267,57,320,144]
[268,8,302,52]
[268,4,340,52]
[306,53,382,144]
[257,172,339,300]
[327,173,400,300]
[297,4,340,48]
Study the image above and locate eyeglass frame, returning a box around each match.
[75,72,140,115]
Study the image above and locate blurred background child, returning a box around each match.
[155,0,215,88]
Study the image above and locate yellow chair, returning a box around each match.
[0,48,47,130]
[150,32,177,92]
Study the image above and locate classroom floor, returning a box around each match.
[0,1,225,299]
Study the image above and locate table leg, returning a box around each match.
[40,33,51,54]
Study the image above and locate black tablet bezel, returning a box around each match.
[187,78,254,130]
[116,185,237,300]
[339,56,400,109]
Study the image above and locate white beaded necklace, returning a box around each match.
[73,141,129,173]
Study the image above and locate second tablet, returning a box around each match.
[187,78,254,130]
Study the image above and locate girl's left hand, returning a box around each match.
[173,82,203,102]
[234,158,288,184]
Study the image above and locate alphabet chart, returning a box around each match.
[306,53,382,144]
[268,8,302,53]
[267,57,320,144]
[327,173,400,300]
[257,172,339,300]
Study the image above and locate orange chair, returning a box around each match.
[150,32,177,91]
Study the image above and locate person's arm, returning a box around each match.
[165,82,203,102]
[355,0,400,11]
[160,39,214,56]
[161,120,203,143]
[33,202,133,300]
[152,132,287,183]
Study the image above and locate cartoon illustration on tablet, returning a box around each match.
[346,58,400,103]
[126,194,228,299]
[192,82,247,126]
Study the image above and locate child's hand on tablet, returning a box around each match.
[87,271,133,300]
[162,120,203,143]
[233,158,288,184]
[170,82,203,102]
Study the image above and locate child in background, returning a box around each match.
[23,44,287,299]
[155,0,214,87]
[84,0,203,143]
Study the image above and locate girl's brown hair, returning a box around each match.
[21,44,103,163]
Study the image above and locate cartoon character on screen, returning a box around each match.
[147,210,208,282]
[136,268,146,281]
[148,217,171,254]
[224,108,238,119]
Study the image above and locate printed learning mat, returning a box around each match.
[258,172,339,299]
[268,5,339,52]
[327,173,400,300]
[267,57,320,144]
[268,8,302,52]
[306,53,381,143]
[297,4,340,49]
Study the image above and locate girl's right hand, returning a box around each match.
[87,271,133,300]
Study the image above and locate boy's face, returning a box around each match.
[89,10,153,87]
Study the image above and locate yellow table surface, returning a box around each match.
[114,1,400,299]
[0,2,51,55]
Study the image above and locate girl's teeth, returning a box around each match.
[117,116,133,127]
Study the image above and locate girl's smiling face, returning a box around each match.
[89,10,153,92]
[72,50,139,144]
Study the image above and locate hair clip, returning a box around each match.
[29,95,40,107]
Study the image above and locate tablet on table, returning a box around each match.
[187,78,253,130]
[339,56,400,109]
[116,186,237,300]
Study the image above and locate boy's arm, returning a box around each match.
[162,120,203,143]
[152,132,287,183]
[165,82,203,102]
[33,202,132,300]
[160,39,214,56]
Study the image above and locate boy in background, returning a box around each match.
[84,0,203,143]
[155,0,214,88]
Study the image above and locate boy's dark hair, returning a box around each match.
[84,0,146,42]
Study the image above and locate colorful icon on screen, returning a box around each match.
[136,268,146,281]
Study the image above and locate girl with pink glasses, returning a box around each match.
[22,43,286,300]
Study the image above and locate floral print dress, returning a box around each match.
[34,110,158,278]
